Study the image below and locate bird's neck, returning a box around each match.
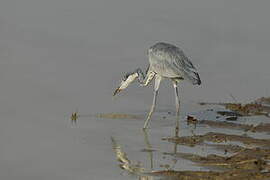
[136,66,155,86]
[136,68,146,83]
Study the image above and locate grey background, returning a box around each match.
[1,0,270,179]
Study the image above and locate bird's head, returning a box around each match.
[113,72,139,96]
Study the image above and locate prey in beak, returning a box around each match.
[113,72,138,96]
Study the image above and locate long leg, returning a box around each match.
[173,81,180,136]
[143,75,162,129]
[142,130,153,169]
[173,81,180,116]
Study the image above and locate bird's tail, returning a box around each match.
[184,71,201,85]
[194,72,201,85]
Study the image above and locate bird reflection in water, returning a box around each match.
[111,123,181,180]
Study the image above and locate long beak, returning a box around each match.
[113,87,122,96]
[113,72,138,96]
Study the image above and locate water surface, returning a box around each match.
[1,0,270,179]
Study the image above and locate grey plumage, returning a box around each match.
[114,42,201,129]
[148,42,201,85]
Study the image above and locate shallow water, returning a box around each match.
[1,0,270,179]
[107,108,270,179]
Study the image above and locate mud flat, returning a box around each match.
[199,97,270,117]
[113,130,270,179]
[160,133,270,179]
[197,120,270,133]
[111,97,270,180]
[97,113,142,119]
[163,132,270,147]
[166,148,270,170]
[146,169,270,180]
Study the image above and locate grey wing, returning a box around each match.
[170,48,201,85]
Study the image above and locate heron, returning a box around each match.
[113,42,201,129]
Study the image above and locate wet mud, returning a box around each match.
[197,120,270,133]
[199,97,270,117]
[111,97,270,180]
[166,148,270,170]
[164,132,270,147]
[147,169,270,180]
[96,113,142,119]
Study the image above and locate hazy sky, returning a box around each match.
[1,0,270,179]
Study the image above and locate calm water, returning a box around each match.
[1,0,270,179]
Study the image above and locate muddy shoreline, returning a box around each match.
[111,98,270,180]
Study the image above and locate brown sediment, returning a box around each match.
[147,170,270,180]
[163,134,203,147]
[97,113,142,119]
[113,132,270,180]
[198,120,252,131]
[225,103,269,116]
[166,148,270,170]
[254,97,270,105]
[253,123,270,132]
[198,120,270,133]
[111,98,270,180]
[163,132,270,147]
[151,147,270,179]
[207,144,245,153]
[199,101,270,116]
